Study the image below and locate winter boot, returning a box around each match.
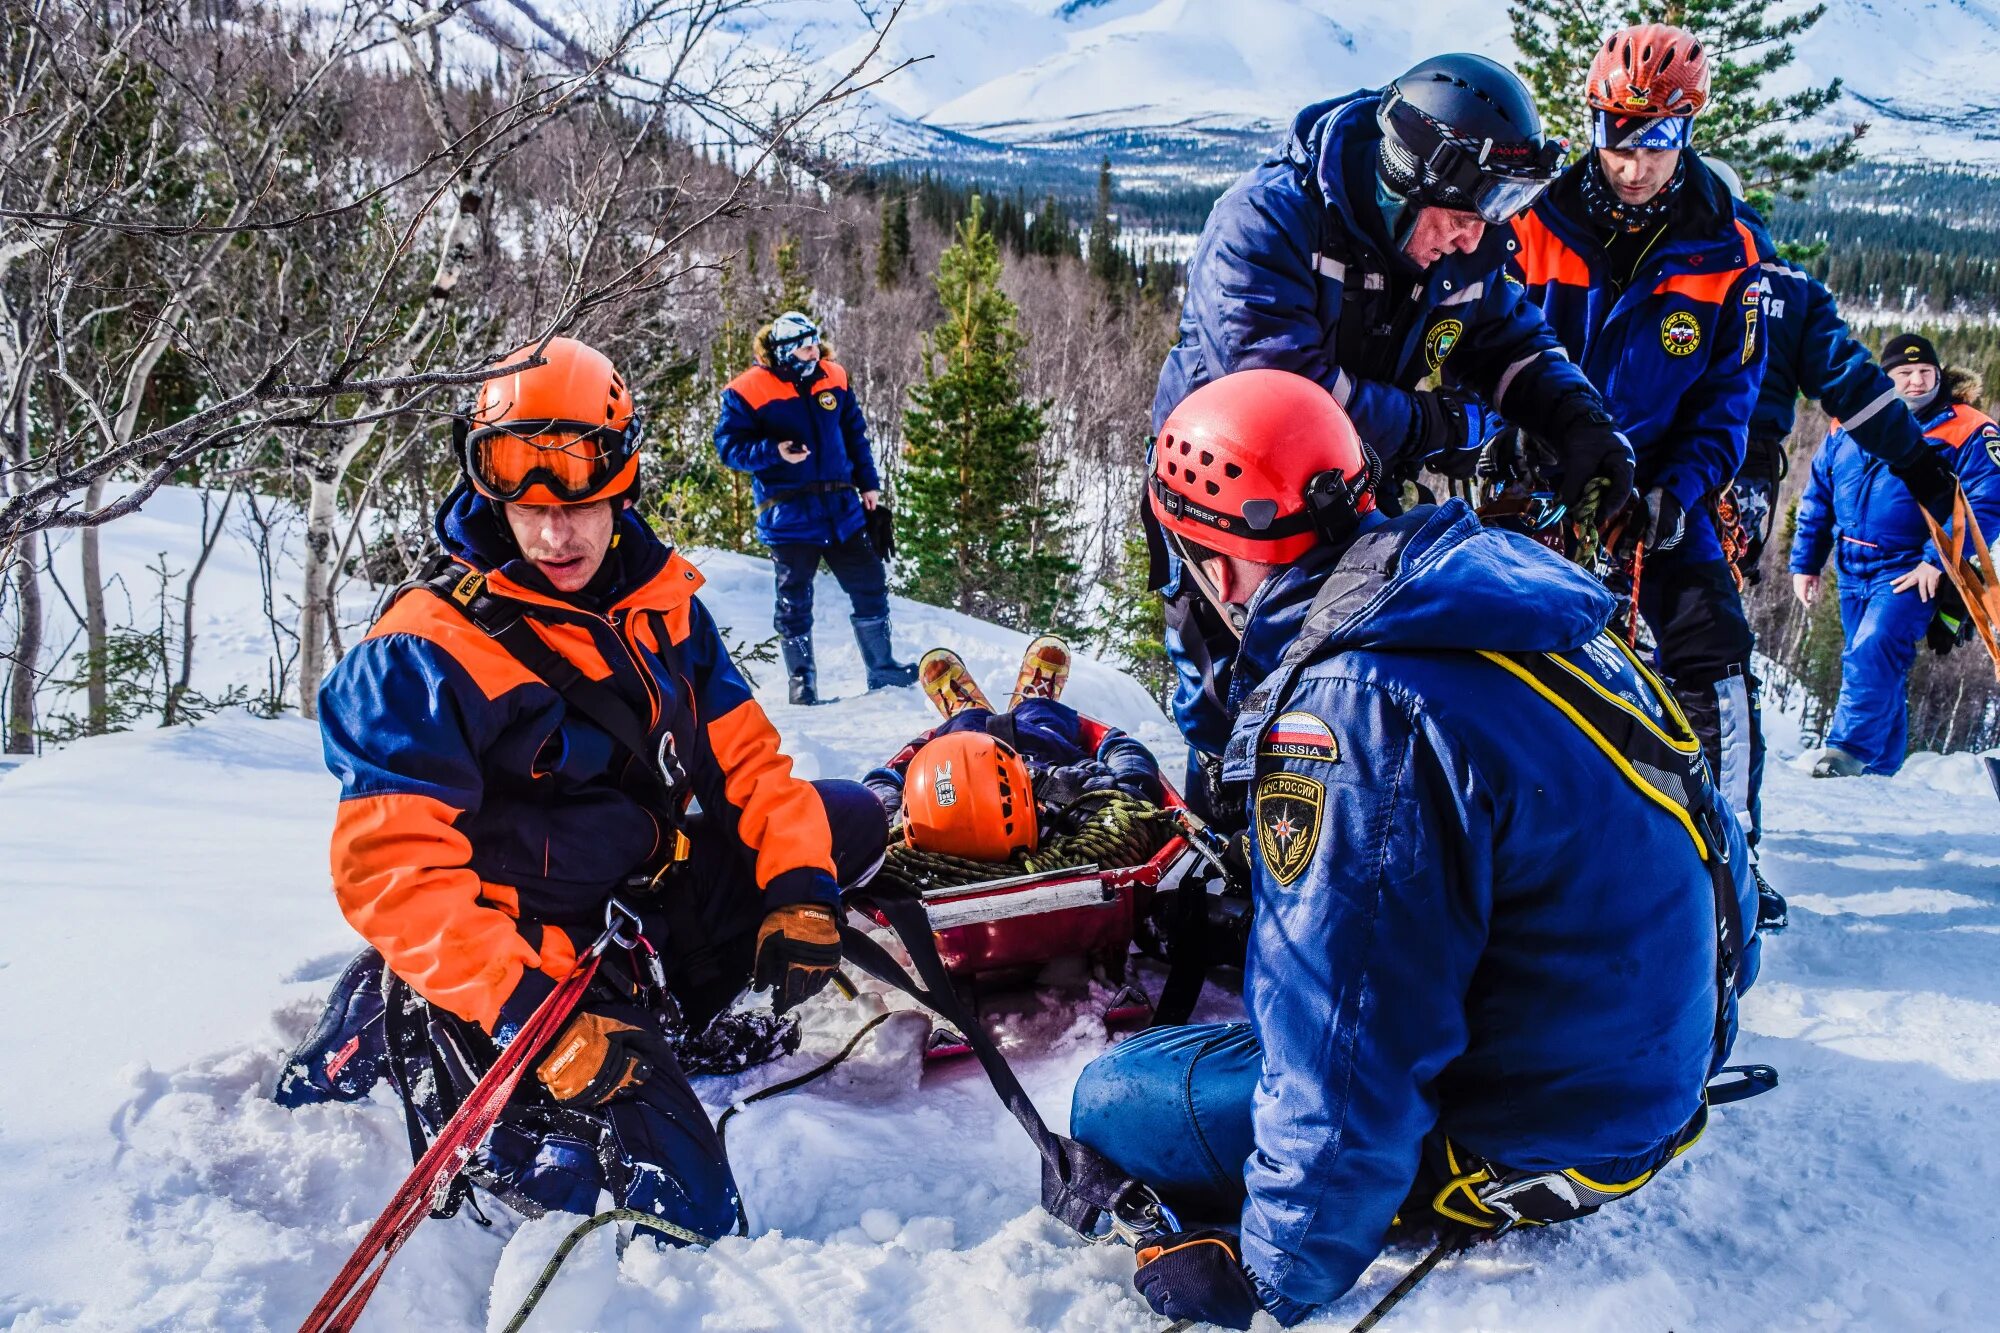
[274,949,390,1107]
[1008,634,1071,709]
[919,647,993,719]
[782,634,819,706]
[1753,864,1788,933]
[1810,746,1864,779]
[669,1006,802,1076]
[853,615,919,690]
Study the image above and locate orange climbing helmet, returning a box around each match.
[1586,23,1710,149]
[455,336,642,505]
[902,731,1039,862]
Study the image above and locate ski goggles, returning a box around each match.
[1592,111,1696,151]
[1380,94,1566,223]
[454,414,643,504]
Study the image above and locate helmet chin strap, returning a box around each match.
[1169,532,1248,641]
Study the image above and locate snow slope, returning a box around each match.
[2,491,1998,1331]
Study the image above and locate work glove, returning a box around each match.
[752,902,842,1014]
[535,1002,672,1106]
[1133,1228,1267,1330]
[1889,445,1959,525]
[1410,387,1490,478]
[1039,761,1118,810]
[1552,406,1635,512]
[1642,486,1688,552]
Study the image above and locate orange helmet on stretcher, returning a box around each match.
[903,731,1038,862]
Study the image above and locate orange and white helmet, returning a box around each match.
[455,337,642,505]
[1586,23,1710,150]
[902,731,1038,862]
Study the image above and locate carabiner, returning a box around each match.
[596,896,643,956]
[1097,1184,1183,1248]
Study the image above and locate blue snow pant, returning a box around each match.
[1071,1023,1696,1254]
[277,779,888,1244]
[931,698,1091,765]
[1639,550,1763,841]
[770,531,890,639]
[1827,574,1933,775]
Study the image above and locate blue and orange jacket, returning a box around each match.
[1747,257,1926,467]
[1210,503,1756,1319]
[1509,157,1768,563]
[1151,93,1606,461]
[1791,394,2000,582]
[319,488,842,1033]
[714,358,881,547]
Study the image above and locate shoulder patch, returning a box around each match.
[1984,424,2000,466]
[1255,771,1325,888]
[1424,318,1463,373]
[816,389,838,411]
[1261,710,1341,763]
[1661,310,1701,357]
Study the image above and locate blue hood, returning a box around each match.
[1241,500,1616,672]
[434,484,670,609]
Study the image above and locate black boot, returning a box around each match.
[781,634,819,706]
[853,615,918,689]
[1754,864,1788,933]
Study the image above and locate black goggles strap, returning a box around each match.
[463,418,634,454]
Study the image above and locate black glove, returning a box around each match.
[752,903,842,1014]
[1409,387,1480,464]
[1133,1228,1266,1330]
[1889,446,1959,525]
[535,1002,672,1106]
[1642,486,1688,552]
[867,502,897,561]
[1551,405,1635,512]
[1039,761,1116,809]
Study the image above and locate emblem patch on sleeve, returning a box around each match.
[817,390,838,410]
[1424,318,1463,373]
[1660,311,1701,357]
[1255,772,1325,888]
[1260,710,1341,762]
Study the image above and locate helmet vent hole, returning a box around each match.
[1199,450,1214,467]
[1205,480,1220,496]
[1658,49,1675,71]
[1224,462,1243,479]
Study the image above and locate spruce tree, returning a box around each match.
[1087,156,1122,288]
[1508,0,1864,200]
[899,196,1077,631]
[875,191,912,289]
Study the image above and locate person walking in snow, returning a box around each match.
[1149,51,1634,827]
[1790,334,2000,777]
[279,337,888,1241]
[1075,369,1759,1329]
[714,310,916,705]
[1702,160,1958,583]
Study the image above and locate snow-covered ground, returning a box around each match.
[2,490,1997,1331]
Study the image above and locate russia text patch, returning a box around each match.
[1261,710,1341,762]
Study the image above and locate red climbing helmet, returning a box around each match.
[1586,24,1710,148]
[1149,369,1376,564]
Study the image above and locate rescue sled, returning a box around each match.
[851,767,1195,1041]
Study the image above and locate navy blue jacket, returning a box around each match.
[1151,94,1604,464]
[1791,397,2000,581]
[714,358,881,547]
[1211,502,1756,1317]
[1510,158,1767,563]
[1748,258,1926,466]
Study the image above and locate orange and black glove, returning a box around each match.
[534,1004,672,1107]
[1133,1228,1266,1330]
[752,902,842,1014]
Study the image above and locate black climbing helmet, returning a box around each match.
[1376,53,1568,224]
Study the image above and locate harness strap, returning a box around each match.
[838,890,1174,1244]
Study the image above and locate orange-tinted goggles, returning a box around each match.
[456,416,639,503]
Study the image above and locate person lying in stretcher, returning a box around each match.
[862,637,1165,862]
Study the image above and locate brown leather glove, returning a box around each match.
[535,1005,671,1106]
[752,903,842,1014]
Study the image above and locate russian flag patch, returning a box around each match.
[1261,710,1341,762]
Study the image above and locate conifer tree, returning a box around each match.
[899,196,1077,630]
[1508,0,1864,200]
[875,191,912,289]
[1087,156,1122,288]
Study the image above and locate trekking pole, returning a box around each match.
[298,898,646,1333]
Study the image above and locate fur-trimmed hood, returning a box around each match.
[1945,364,1984,407]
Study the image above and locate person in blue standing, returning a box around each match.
[1790,334,2000,777]
[1507,24,1772,851]
[1702,160,1958,582]
[715,310,917,704]
[1075,369,1758,1329]
[1149,51,1635,826]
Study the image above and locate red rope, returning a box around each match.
[1627,540,1647,649]
[299,955,602,1333]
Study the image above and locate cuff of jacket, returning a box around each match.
[1654,466,1715,516]
[763,865,842,911]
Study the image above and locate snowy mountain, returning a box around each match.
[2,487,1998,1329]
[767,0,2000,170]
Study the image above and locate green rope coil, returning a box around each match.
[875,791,1176,895]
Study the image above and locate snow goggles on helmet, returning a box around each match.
[1380,89,1566,223]
[1592,111,1695,151]
[453,413,643,504]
